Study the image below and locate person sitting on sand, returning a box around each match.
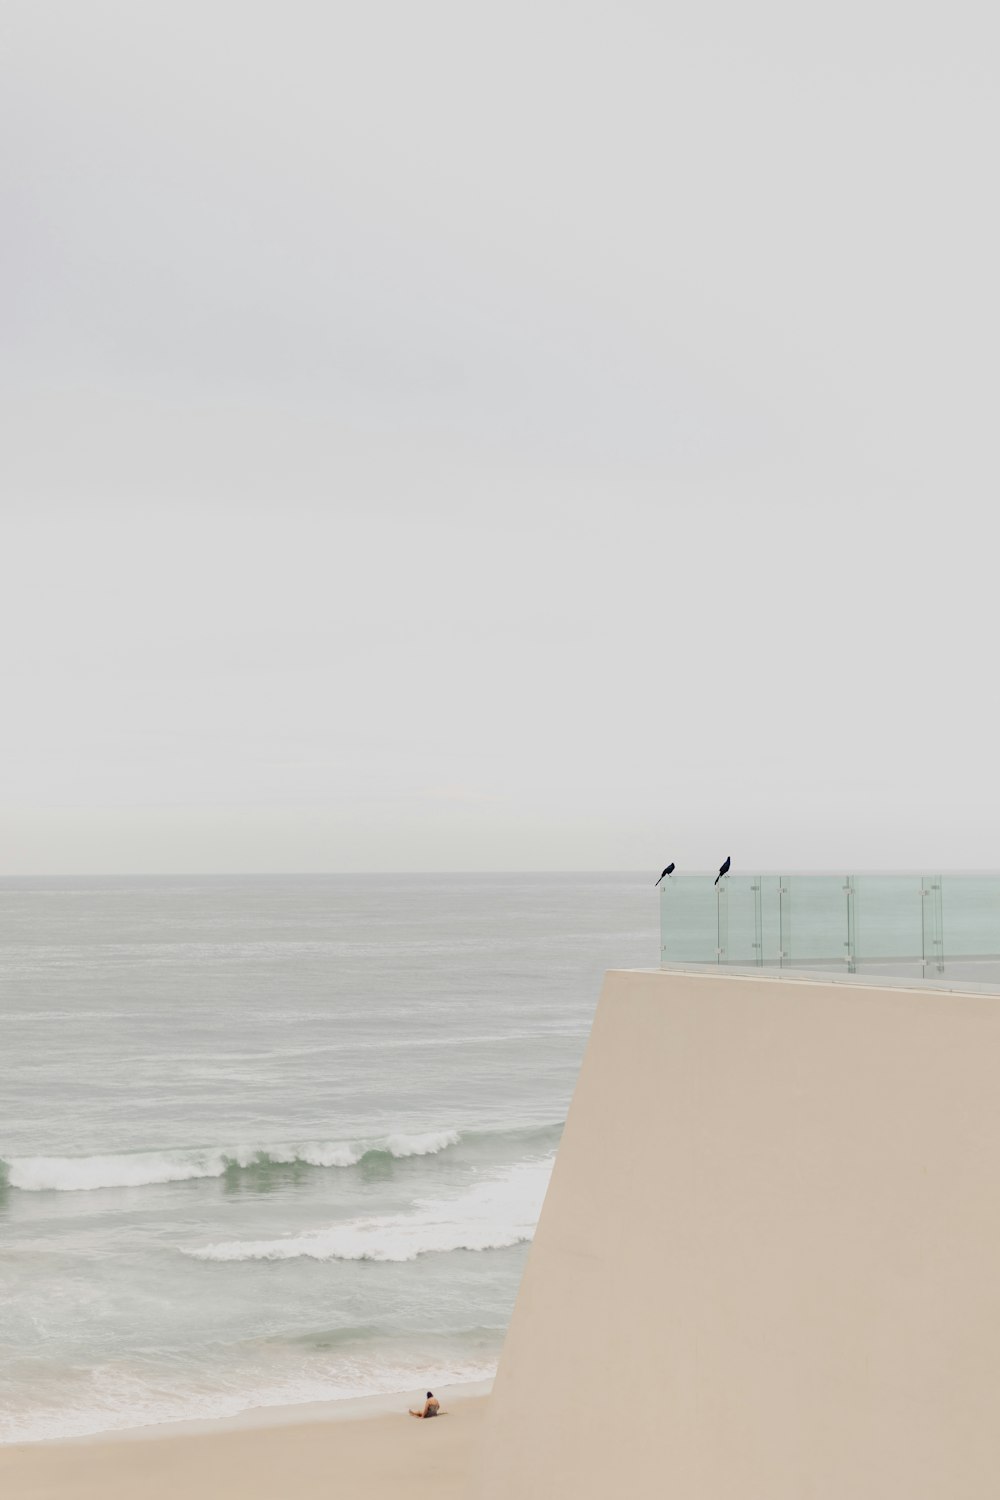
[409,1391,441,1418]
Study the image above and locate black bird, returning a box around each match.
[714,856,731,886]
[654,863,676,886]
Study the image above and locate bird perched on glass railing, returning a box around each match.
[714,856,731,886]
[654,863,676,886]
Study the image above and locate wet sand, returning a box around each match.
[0,1395,487,1500]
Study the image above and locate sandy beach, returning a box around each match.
[0,1393,487,1500]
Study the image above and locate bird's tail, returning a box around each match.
[714,874,721,886]
[654,875,664,886]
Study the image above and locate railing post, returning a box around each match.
[778,878,790,967]
[921,876,944,976]
[844,876,856,972]
[717,879,728,965]
[659,881,667,967]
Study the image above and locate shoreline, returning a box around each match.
[0,1384,491,1500]
[7,1377,493,1449]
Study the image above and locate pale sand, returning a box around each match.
[0,1394,488,1500]
[480,968,1000,1499]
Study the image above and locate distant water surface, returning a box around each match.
[0,873,655,1442]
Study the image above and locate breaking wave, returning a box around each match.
[185,1156,553,1264]
[0,1130,462,1193]
[0,1121,563,1195]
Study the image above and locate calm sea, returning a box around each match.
[0,873,655,1443]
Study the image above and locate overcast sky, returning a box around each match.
[1,0,997,875]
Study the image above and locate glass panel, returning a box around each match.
[660,877,719,964]
[853,876,924,963]
[781,876,851,967]
[940,876,1000,960]
[758,877,782,965]
[719,877,760,964]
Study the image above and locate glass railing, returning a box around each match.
[660,875,1000,985]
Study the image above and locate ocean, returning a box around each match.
[0,872,655,1443]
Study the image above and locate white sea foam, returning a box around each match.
[3,1152,232,1192]
[1,1131,462,1193]
[186,1156,553,1264]
[383,1129,460,1157]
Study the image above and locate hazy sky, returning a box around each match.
[2,0,997,874]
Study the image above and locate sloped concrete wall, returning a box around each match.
[476,968,1000,1499]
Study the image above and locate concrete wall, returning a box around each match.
[476,968,1000,1499]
